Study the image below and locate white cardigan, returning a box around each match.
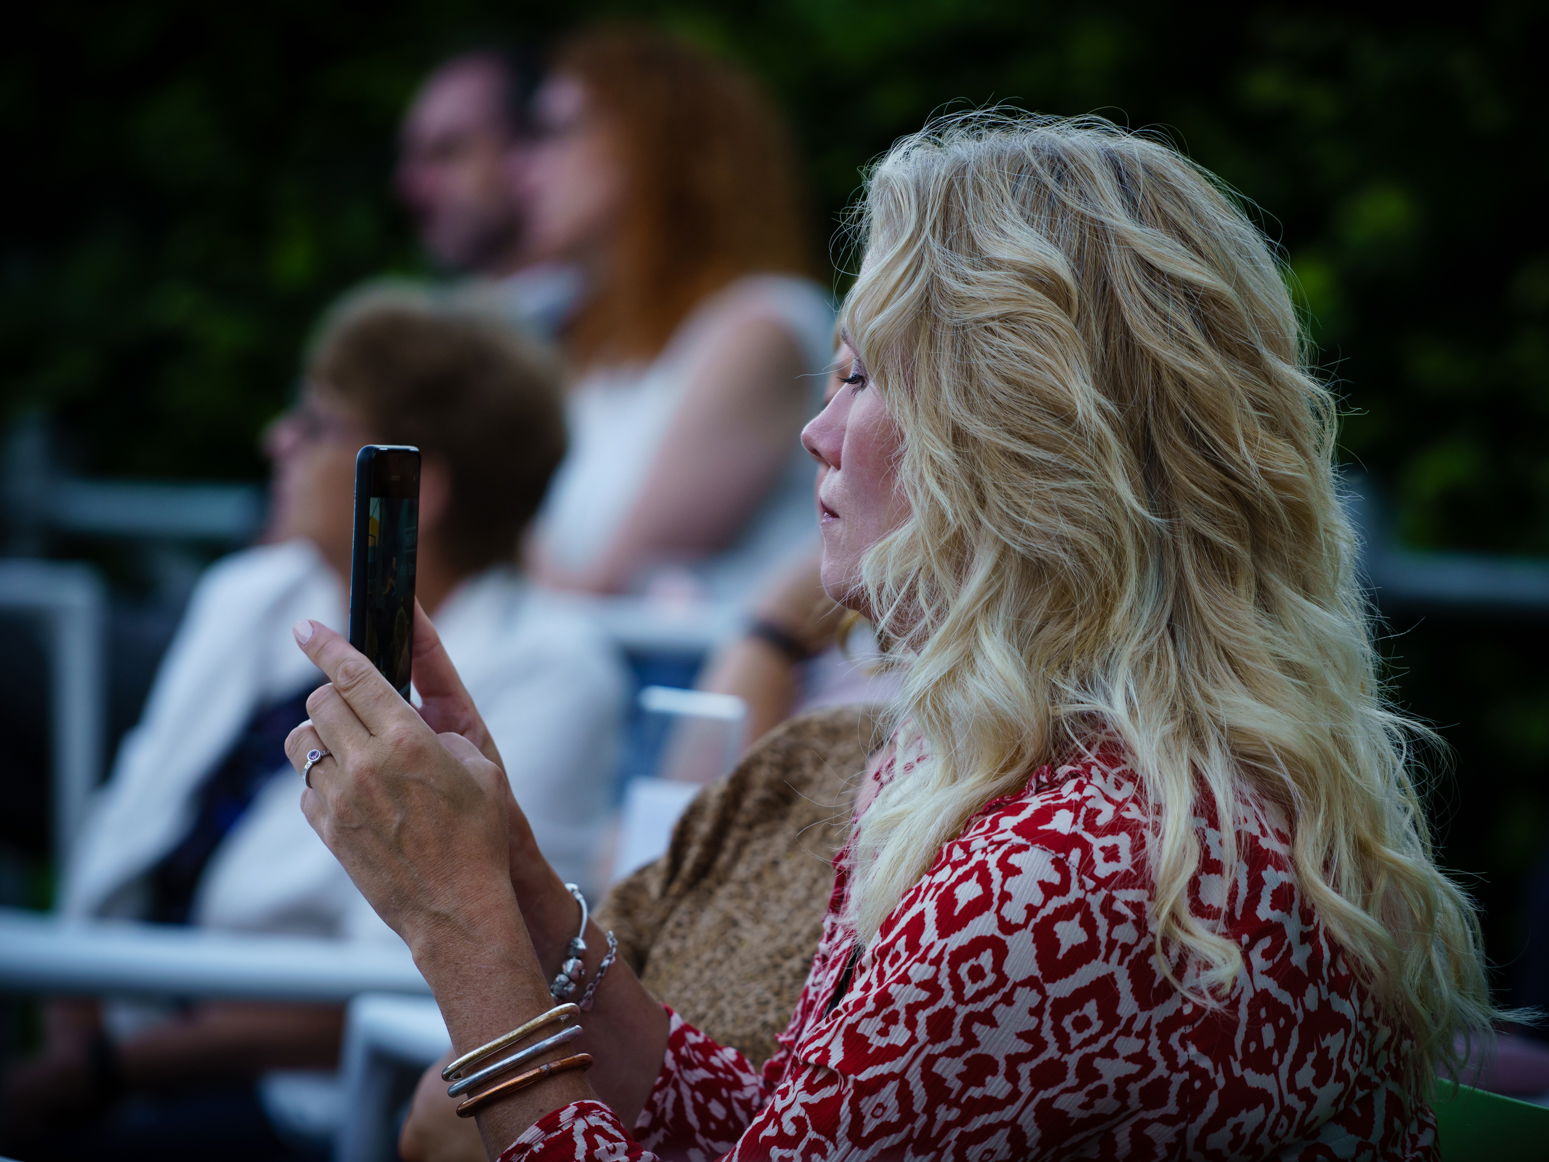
[62,539,628,939]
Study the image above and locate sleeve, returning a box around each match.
[501,834,1154,1161]
[498,1102,646,1162]
[629,1010,776,1158]
[499,1010,772,1162]
[58,546,311,921]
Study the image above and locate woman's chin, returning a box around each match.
[821,569,871,621]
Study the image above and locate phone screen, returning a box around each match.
[348,445,419,698]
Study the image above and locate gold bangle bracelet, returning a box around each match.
[441,1003,580,1082]
[454,1052,593,1118]
[446,1025,583,1098]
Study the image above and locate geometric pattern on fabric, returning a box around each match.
[504,741,1435,1161]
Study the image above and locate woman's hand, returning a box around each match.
[283,617,517,954]
[748,543,846,657]
[409,601,503,770]
[399,1052,486,1162]
[692,543,847,746]
[285,613,670,1144]
[413,602,562,898]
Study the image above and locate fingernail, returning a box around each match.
[292,619,314,645]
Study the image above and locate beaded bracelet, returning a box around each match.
[441,1003,580,1083]
[576,929,618,1012]
[548,883,590,1001]
[454,1052,594,1118]
[446,1024,583,1098]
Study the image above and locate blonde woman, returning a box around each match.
[285,113,1491,1160]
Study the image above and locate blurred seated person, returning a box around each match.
[672,544,890,781]
[396,47,581,336]
[649,341,900,789]
[521,25,833,598]
[0,286,627,1160]
[682,339,902,768]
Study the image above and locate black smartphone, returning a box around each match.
[348,445,420,699]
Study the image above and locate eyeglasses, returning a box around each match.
[273,398,365,446]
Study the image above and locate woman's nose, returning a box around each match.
[262,412,299,461]
[801,394,844,469]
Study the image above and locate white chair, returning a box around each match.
[610,686,747,883]
[0,908,427,1003]
[0,907,431,1158]
[334,994,449,1162]
[0,558,108,869]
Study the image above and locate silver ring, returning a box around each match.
[302,747,330,788]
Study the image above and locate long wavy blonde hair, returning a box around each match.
[842,111,1492,1081]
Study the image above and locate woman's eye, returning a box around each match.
[841,372,867,391]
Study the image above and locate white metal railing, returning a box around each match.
[0,559,107,867]
[0,908,427,1002]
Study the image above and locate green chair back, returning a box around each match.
[1432,1081,1549,1161]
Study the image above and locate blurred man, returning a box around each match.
[397,51,528,276]
[396,50,577,332]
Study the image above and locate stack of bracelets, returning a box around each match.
[442,884,617,1118]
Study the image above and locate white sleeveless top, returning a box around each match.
[533,274,834,597]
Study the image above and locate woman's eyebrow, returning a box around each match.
[836,329,863,368]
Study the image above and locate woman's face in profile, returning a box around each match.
[802,339,909,613]
[262,384,367,577]
[521,74,625,266]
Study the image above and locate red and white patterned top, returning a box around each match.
[503,741,1433,1161]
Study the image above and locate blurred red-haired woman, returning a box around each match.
[522,26,832,597]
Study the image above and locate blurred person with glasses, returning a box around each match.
[0,286,626,1161]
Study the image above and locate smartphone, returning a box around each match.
[348,445,420,699]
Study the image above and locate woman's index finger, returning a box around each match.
[292,618,407,735]
[409,601,503,766]
[409,600,472,703]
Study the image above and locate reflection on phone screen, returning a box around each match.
[365,494,417,694]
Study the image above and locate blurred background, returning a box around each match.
[2,0,1544,1005]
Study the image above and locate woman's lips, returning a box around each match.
[818,496,838,521]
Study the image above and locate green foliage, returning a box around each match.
[8,3,1540,546]
[3,0,1545,978]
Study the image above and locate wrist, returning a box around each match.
[403,880,529,982]
[745,615,818,664]
[506,828,559,898]
[519,872,593,967]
